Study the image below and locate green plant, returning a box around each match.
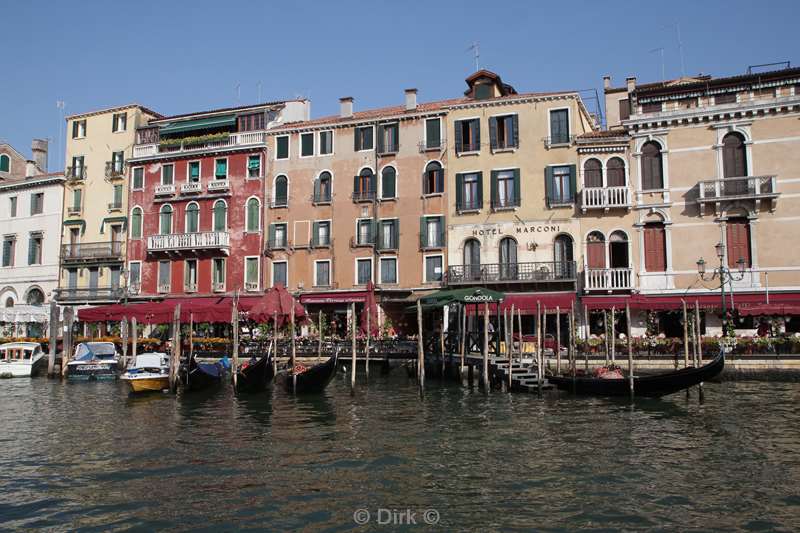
[159,132,230,148]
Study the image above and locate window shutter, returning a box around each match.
[73,189,81,208]
[377,125,385,153]
[619,99,630,120]
[313,177,320,201]
[419,217,426,248]
[454,122,463,152]
[312,222,319,246]
[544,167,554,207]
[114,185,122,205]
[513,169,521,205]
[354,129,361,151]
[370,172,377,194]
[437,216,445,246]
[353,175,359,195]
[568,165,577,202]
[27,240,34,265]
[72,121,78,138]
[392,220,399,249]
[455,173,464,209]
[490,170,498,207]
[268,224,276,244]
[476,172,483,207]
[511,115,519,147]
[474,120,481,150]
[436,169,444,193]
[489,117,498,149]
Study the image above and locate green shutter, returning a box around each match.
[437,216,445,246]
[312,222,319,246]
[455,173,464,209]
[568,165,577,202]
[354,129,361,151]
[513,169,521,206]
[353,175,359,197]
[27,239,34,265]
[29,194,35,214]
[248,156,260,170]
[454,121,463,152]
[382,169,395,198]
[190,162,200,179]
[512,115,519,147]
[473,120,481,150]
[545,167,554,207]
[268,224,276,245]
[490,170,498,208]
[73,189,81,209]
[476,172,483,207]
[377,125,385,153]
[426,119,440,148]
[392,220,399,249]
[370,172,377,195]
[313,177,321,201]
[419,217,426,248]
[114,185,122,205]
[215,159,227,177]
[489,117,498,149]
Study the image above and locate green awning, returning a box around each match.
[63,219,86,235]
[406,287,505,312]
[159,114,236,135]
[100,216,128,234]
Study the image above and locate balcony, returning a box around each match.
[107,201,123,212]
[455,142,480,155]
[584,268,633,291]
[418,139,446,153]
[352,190,376,203]
[245,281,260,292]
[266,239,289,251]
[147,231,230,254]
[697,175,779,213]
[212,282,225,293]
[157,283,170,294]
[67,205,82,216]
[269,195,288,208]
[543,135,576,149]
[55,287,123,302]
[446,261,577,285]
[61,242,123,264]
[181,182,202,194]
[132,130,267,159]
[155,184,176,196]
[456,199,482,213]
[419,234,444,250]
[311,192,332,205]
[580,187,632,213]
[185,283,198,293]
[311,236,332,248]
[105,161,125,180]
[491,196,520,211]
[207,179,230,193]
[66,165,86,181]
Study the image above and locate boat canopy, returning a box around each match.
[74,342,118,362]
[132,353,167,368]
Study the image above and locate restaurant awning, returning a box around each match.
[739,304,800,316]
[581,292,800,311]
[463,292,575,315]
[412,287,505,312]
[77,296,264,324]
[300,291,369,305]
[159,114,236,136]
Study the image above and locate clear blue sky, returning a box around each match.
[1,0,798,170]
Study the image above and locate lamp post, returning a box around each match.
[697,242,746,340]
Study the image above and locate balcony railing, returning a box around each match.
[446,261,577,285]
[67,205,82,216]
[352,190,376,202]
[212,282,225,293]
[456,199,482,213]
[697,176,779,203]
[66,166,86,180]
[61,242,123,263]
[584,268,633,291]
[543,135,576,148]
[132,130,267,159]
[266,239,289,251]
[181,182,202,194]
[455,142,480,154]
[55,287,123,302]
[185,283,198,293]
[147,231,230,254]
[419,234,444,250]
[491,139,518,151]
[311,236,331,248]
[311,193,332,204]
[155,184,176,196]
[107,201,123,211]
[418,139,446,152]
[269,195,288,208]
[157,283,170,294]
[105,161,125,179]
[207,179,229,192]
[245,281,260,292]
[491,196,521,210]
[580,187,631,212]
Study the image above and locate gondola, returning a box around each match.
[235,346,275,393]
[548,350,724,398]
[281,348,339,394]
[181,354,226,393]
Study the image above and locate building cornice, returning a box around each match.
[0,176,64,192]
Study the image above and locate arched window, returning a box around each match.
[0,154,9,173]
[213,200,227,231]
[499,237,518,279]
[609,230,629,268]
[315,171,332,203]
[583,158,603,188]
[246,198,261,232]
[185,202,200,233]
[586,231,606,269]
[26,288,44,305]
[424,161,444,195]
[130,207,143,239]
[381,166,396,199]
[4,297,13,308]
[726,217,751,268]
[643,221,667,272]
[606,157,626,187]
[722,133,748,195]
[159,204,173,235]
[354,168,375,200]
[641,141,664,190]
[273,175,288,207]
[554,234,574,278]
[464,239,481,281]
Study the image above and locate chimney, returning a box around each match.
[405,88,418,111]
[25,160,37,177]
[339,97,354,118]
[626,76,637,93]
[603,76,611,90]
[31,138,48,172]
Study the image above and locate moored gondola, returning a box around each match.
[281,348,339,394]
[548,350,725,397]
[181,354,226,393]
[235,345,275,393]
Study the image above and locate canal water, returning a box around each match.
[2,371,800,531]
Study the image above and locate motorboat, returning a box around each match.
[121,352,169,393]
[0,342,46,378]
[65,342,120,380]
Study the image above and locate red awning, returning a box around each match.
[581,295,633,310]
[581,292,800,311]
[78,296,263,323]
[300,291,368,304]
[739,304,800,316]
[465,292,576,315]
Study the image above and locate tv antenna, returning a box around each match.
[649,47,665,80]
[662,23,686,77]
[466,41,480,71]
[56,100,66,170]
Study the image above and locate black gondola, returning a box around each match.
[235,351,275,393]
[181,355,225,392]
[548,350,725,397]
[281,349,339,394]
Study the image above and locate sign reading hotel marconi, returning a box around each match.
[471,223,561,237]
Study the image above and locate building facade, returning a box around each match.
[57,105,160,306]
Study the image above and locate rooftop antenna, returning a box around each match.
[649,47,666,80]
[662,23,686,77]
[466,41,480,72]
[56,100,66,170]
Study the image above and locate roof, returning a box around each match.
[0,342,41,349]
[66,103,162,121]
[464,69,518,96]
[577,128,629,142]
[607,67,800,96]
[0,171,64,190]
[153,99,300,123]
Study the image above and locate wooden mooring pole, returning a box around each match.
[508,304,514,392]
[603,309,610,365]
[583,304,589,372]
[317,310,323,364]
[232,300,239,391]
[440,306,446,380]
[290,301,296,394]
[61,306,74,378]
[626,302,634,400]
[365,308,371,381]
[555,306,561,375]
[460,304,467,377]
[695,300,704,400]
[121,317,129,370]
[682,299,689,369]
[610,306,616,364]
[482,303,489,393]
[417,300,425,394]
[169,304,181,392]
[537,301,543,395]
[47,300,58,377]
[272,311,278,377]
[132,317,138,362]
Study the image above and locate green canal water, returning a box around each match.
[2,371,800,531]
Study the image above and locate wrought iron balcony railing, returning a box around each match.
[697,175,778,202]
[105,161,125,179]
[446,261,577,285]
[147,231,230,253]
[61,242,123,263]
[55,287,123,301]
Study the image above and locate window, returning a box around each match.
[130,207,143,238]
[214,158,227,179]
[474,83,492,100]
[159,204,173,234]
[238,113,265,132]
[619,99,630,121]
[354,126,374,151]
[553,234,574,279]
[268,223,287,249]
[212,258,226,290]
[586,231,606,269]
[185,259,198,291]
[185,202,200,233]
[643,223,667,272]
[455,119,480,153]
[158,261,171,292]
[463,239,481,280]
[314,171,332,203]
[111,185,123,209]
[312,221,331,247]
[30,193,44,215]
[380,257,397,284]
[642,101,662,113]
[424,255,443,283]
[755,87,775,98]
[213,200,227,231]
[583,159,603,188]
[715,93,737,105]
[72,120,86,139]
[245,257,260,290]
[272,175,288,207]
[722,132,748,180]
[246,198,261,232]
[381,166,396,199]
[456,172,483,212]
[606,157,626,187]
[425,118,441,150]
[247,155,261,178]
[377,123,399,154]
[353,168,376,201]
[491,169,520,209]
[9,196,16,217]
[678,97,698,109]
[70,156,85,179]
[272,261,288,287]
[726,219,751,268]
[356,258,372,285]
[545,165,576,206]
[188,161,201,182]
[2,236,15,267]
[490,114,518,150]
[378,219,399,250]
[132,167,144,189]
[28,233,42,265]
[300,132,314,157]
[420,216,444,249]
[609,231,629,269]
[356,219,375,246]
[314,260,331,287]
[423,161,444,195]
[0,154,9,173]
[499,237,518,279]
[549,109,570,145]
[319,130,333,155]
[276,135,289,159]
[128,262,141,290]
[162,164,174,185]
[112,113,127,133]
[641,141,664,190]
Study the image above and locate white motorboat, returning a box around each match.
[121,352,169,393]
[65,342,120,380]
[0,342,46,378]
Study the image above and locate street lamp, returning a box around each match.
[696,242,747,343]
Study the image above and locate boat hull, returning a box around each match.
[236,355,275,393]
[0,355,46,378]
[66,361,119,381]
[123,375,169,393]
[281,352,338,394]
[181,357,224,393]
